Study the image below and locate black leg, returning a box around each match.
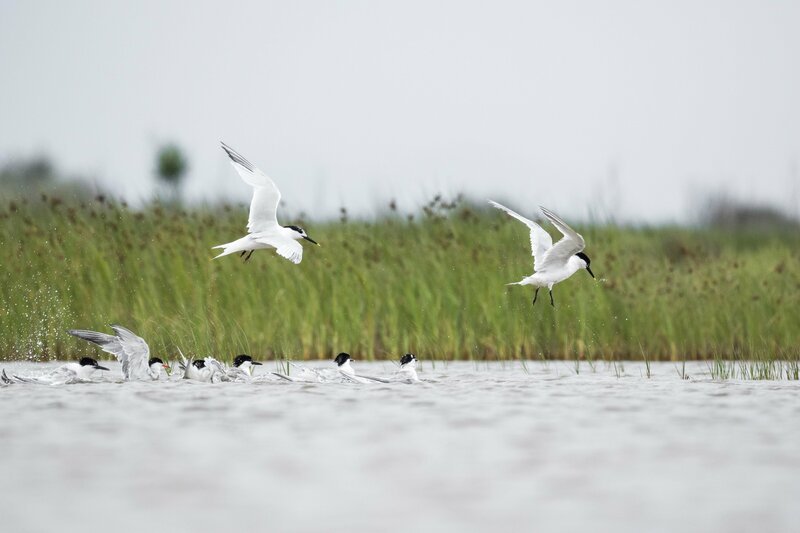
[240,251,247,257]
[532,287,539,306]
[244,250,254,262]
[549,289,555,308]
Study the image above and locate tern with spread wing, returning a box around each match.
[68,325,170,381]
[213,142,319,264]
[489,201,595,307]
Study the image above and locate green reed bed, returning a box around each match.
[0,195,798,362]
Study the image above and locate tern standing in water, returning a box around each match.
[489,201,595,307]
[181,354,263,382]
[213,142,319,264]
[1,357,109,385]
[333,353,381,384]
[396,353,420,382]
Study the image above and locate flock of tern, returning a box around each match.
[3,142,593,385]
[1,325,419,386]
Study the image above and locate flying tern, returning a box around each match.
[1,357,109,385]
[213,142,319,264]
[489,201,594,307]
[68,325,171,381]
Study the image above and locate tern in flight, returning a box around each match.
[68,325,171,381]
[213,142,319,264]
[489,201,594,307]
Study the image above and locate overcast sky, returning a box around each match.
[1,0,799,221]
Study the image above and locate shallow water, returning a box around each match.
[1,360,798,533]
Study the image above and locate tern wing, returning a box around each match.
[287,362,323,382]
[536,206,586,271]
[489,200,553,270]
[203,357,228,381]
[220,142,282,234]
[110,325,151,380]
[356,374,392,383]
[68,326,150,380]
[254,233,304,264]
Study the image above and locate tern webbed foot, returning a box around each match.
[243,250,254,262]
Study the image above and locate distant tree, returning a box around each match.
[155,143,188,201]
[0,156,55,186]
[702,193,798,231]
[0,155,102,202]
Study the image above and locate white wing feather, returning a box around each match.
[109,325,151,380]
[68,325,151,380]
[220,142,282,233]
[203,357,229,382]
[489,200,553,270]
[536,206,586,272]
[254,234,303,264]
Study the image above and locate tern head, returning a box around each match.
[192,360,206,369]
[400,353,417,368]
[233,354,262,368]
[79,357,110,371]
[575,252,595,279]
[284,225,319,246]
[334,352,352,367]
[148,357,170,376]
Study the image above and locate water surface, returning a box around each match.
[1,361,798,533]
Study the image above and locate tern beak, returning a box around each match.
[586,266,595,279]
[95,365,110,371]
[252,361,263,366]
[302,235,319,246]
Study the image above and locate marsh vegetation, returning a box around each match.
[0,194,798,364]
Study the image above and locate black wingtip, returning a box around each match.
[219,142,255,172]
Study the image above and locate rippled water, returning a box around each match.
[1,360,798,533]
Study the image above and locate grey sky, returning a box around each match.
[1,0,799,221]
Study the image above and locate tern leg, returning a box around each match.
[244,250,254,262]
[549,289,555,308]
[532,288,540,306]
[240,251,247,257]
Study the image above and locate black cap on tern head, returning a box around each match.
[148,357,164,367]
[400,353,417,366]
[575,252,595,279]
[334,352,351,366]
[233,354,261,367]
[283,224,319,246]
[79,357,109,371]
[192,360,206,369]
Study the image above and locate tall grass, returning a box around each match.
[0,194,798,362]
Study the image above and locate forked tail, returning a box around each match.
[211,239,247,259]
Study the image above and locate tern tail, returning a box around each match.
[212,236,253,259]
